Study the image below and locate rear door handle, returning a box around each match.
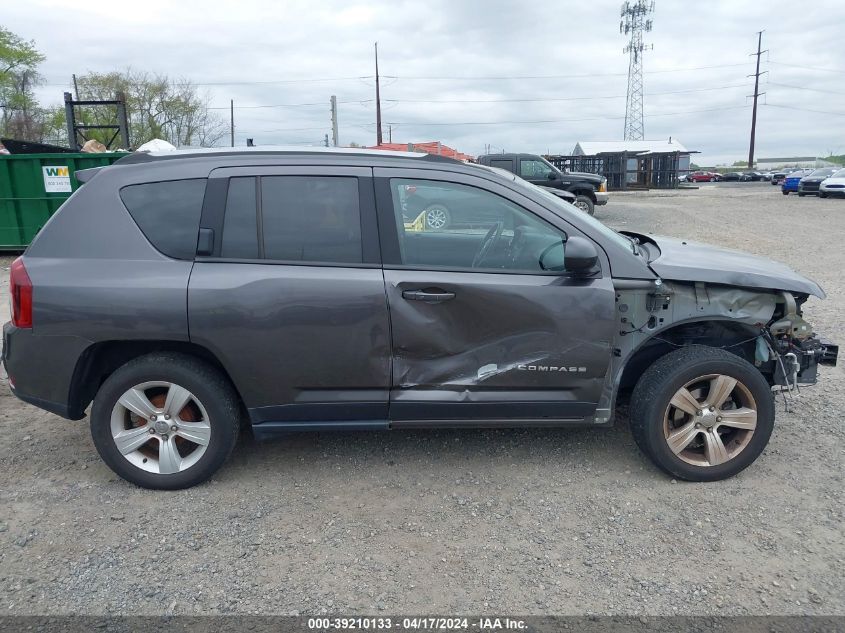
[402,289,456,303]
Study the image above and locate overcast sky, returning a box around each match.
[5,0,844,165]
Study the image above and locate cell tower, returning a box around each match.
[620,1,654,140]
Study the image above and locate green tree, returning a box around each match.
[0,26,55,142]
[73,69,226,148]
[732,160,748,167]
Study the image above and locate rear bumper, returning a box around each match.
[2,321,89,420]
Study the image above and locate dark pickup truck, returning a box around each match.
[478,153,608,215]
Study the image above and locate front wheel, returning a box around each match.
[629,345,774,482]
[782,190,789,195]
[90,353,240,489]
[820,192,828,198]
[573,195,595,216]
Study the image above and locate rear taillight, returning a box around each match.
[10,256,33,328]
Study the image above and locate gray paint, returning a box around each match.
[1,148,828,430]
[633,233,825,298]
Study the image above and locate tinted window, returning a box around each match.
[391,178,566,273]
[489,159,513,171]
[221,177,259,259]
[261,176,362,264]
[120,179,206,259]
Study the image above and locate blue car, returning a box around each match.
[781,169,813,195]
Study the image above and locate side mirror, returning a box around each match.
[538,236,599,273]
[547,171,558,180]
[564,235,599,273]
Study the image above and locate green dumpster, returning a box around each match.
[0,151,127,250]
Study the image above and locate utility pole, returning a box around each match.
[330,95,339,146]
[388,124,392,143]
[375,42,383,145]
[72,73,80,99]
[324,134,330,147]
[747,30,767,170]
[620,1,654,141]
[230,100,234,147]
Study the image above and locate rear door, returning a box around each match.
[374,168,616,425]
[188,166,391,428]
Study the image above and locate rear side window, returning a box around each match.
[120,179,206,259]
[260,176,362,264]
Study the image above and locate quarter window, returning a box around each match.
[120,179,206,260]
[390,179,566,273]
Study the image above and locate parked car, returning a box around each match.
[740,171,766,181]
[3,147,836,489]
[760,172,774,181]
[687,171,719,183]
[819,168,845,198]
[477,153,607,216]
[720,172,744,182]
[770,170,797,185]
[797,168,838,197]
[782,169,815,195]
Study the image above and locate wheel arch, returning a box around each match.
[67,340,246,419]
[570,187,597,202]
[615,318,763,397]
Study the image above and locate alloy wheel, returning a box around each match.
[662,374,757,467]
[425,206,449,230]
[110,381,212,474]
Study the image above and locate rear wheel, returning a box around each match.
[90,353,240,489]
[782,190,789,195]
[573,195,595,216]
[424,204,451,230]
[798,192,806,197]
[629,345,774,482]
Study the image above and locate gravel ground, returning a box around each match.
[0,182,842,616]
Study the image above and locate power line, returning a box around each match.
[385,62,751,81]
[763,103,845,117]
[381,104,749,128]
[767,81,845,97]
[768,60,845,75]
[208,99,374,110]
[382,83,749,104]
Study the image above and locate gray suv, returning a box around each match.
[3,148,837,489]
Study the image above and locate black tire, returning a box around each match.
[798,192,806,197]
[629,345,774,482]
[819,192,828,199]
[782,190,789,195]
[573,194,595,216]
[90,352,240,490]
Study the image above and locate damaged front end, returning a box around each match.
[760,291,838,389]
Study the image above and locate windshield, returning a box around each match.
[809,168,836,178]
[832,168,845,178]
[472,164,634,252]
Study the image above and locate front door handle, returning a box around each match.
[402,289,456,303]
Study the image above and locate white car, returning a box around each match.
[819,168,845,198]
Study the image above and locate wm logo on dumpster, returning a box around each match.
[44,167,69,177]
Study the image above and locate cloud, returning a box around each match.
[7,0,845,164]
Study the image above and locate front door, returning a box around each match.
[375,169,616,425]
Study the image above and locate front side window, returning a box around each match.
[391,179,566,273]
[519,159,554,179]
[120,179,206,260]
